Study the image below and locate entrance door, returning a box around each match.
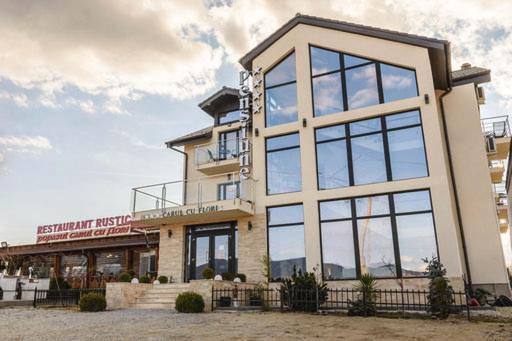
[188,223,236,280]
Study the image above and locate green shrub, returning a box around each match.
[139,275,150,283]
[348,273,378,317]
[49,277,71,290]
[175,291,205,313]
[424,257,454,319]
[221,272,235,281]
[118,272,132,282]
[79,293,107,312]
[202,267,214,279]
[236,273,246,282]
[157,275,168,284]
[281,267,328,312]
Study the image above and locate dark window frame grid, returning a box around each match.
[217,181,241,200]
[218,129,240,161]
[309,44,419,117]
[314,108,429,190]
[264,50,298,128]
[318,188,440,282]
[266,203,305,282]
[265,131,302,196]
[215,109,240,126]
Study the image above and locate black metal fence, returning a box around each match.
[33,288,106,307]
[212,287,470,318]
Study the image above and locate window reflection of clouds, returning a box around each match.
[313,72,344,116]
[358,217,396,277]
[266,133,301,195]
[311,47,339,75]
[265,52,296,87]
[321,220,356,279]
[346,64,379,109]
[266,82,298,127]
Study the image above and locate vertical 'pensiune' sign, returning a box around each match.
[239,66,262,180]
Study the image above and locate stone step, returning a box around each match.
[135,297,176,304]
[143,292,180,297]
[131,303,176,309]
[150,284,190,289]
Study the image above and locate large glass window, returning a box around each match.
[267,204,305,280]
[310,46,418,116]
[315,110,428,189]
[218,130,239,160]
[217,110,239,125]
[266,133,301,195]
[319,190,438,280]
[265,52,298,127]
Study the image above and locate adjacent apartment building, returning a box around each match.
[131,14,511,296]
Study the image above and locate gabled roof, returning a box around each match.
[239,14,451,90]
[165,126,213,148]
[450,66,491,86]
[198,86,238,116]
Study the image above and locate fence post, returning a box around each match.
[363,290,367,317]
[315,285,319,313]
[465,291,471,321]
[280,287,283,313]
[211,285,214,312]
[33,288,37,308]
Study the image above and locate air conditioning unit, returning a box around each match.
[476,86,486,104]
[486,135,497,153]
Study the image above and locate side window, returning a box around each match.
[266,133,301,195]
[265,52,298,127]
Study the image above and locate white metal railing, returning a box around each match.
[131,172,255,215]
[481,116,511,138]
[195,137,245,166]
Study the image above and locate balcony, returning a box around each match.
[195,137,245,175]
[494,183,509,233]
[482,116,511,161]
[490,160,505,183]
[130,172,254,227]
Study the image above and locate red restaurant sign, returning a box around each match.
[36,215,133,244]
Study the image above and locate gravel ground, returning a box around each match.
[0,307,511,340]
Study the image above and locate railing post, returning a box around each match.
[161,184,167,215]
[33,287,37,308]
[132,190,137,216]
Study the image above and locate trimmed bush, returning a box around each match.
[202,267,214,280]
[79,293,106,312]
[139,275,150,283]
[221,272,235,281]
[281,267,328,312]
[118,272,132,283]
[157,275,168,284]
[175,291,205,313]
[236,273,246,282]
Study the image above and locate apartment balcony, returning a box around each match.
[494,183,509,233]
[490,160,506,183]
[130,173,254,227]
[482,116,511,161]
[194,138,245,175]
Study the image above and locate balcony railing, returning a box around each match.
[195,137,245,166]
[131,172,254,216]
[481,115,511,138]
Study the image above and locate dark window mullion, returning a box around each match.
[351,199,361,279]
[312,69,343,79]
[375,62,385,104]
[265,80,297,90]
[389,194,402,278]
[340,53,349,112]
[382,116,393,181]
[346,124,355,187]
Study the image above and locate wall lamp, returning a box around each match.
[168,229,173,238]
[424,94,429,104]
[248,221,253,231]
[302,118,307,127]
[255,128,259,137]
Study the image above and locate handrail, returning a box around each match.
[131,171,249,190]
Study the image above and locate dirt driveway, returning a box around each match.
[0,308,511,340]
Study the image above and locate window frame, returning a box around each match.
[215,109,240,126]
[265,131,302,196]
[314,109,429,190]
[318,188,439,281]
[218,129,240,161]
[309,44,419,117]
[266,203,306,282]
[217,181,241,200]
[264,50,298,128]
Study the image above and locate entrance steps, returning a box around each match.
[130,283,192,310]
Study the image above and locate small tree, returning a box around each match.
[424,257,454,319]
[261,255,271,283]
[348,273,378,317]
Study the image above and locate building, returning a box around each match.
[135,15,509,296]
[0,215,159,289]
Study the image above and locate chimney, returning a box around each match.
[461,62,472,70]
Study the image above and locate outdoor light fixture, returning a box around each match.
[248,221,253,231]
[302,118,307,127]
[168,230,173,238]
[255,128,259,137]
[424,94,429,104]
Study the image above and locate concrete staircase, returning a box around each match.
[131,284,191,309]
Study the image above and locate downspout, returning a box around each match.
[169,145,188,205]
[438,42,473,289]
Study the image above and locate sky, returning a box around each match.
[1,0,512,246]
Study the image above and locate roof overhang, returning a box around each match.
[239,14,451,90]
[198,87,239,116]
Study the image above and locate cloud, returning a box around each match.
[111,129,163,150]
[0,0,511,111]
[0,135,52,151]
[0,90,29,107]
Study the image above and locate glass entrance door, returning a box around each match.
[187,222,236,280]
